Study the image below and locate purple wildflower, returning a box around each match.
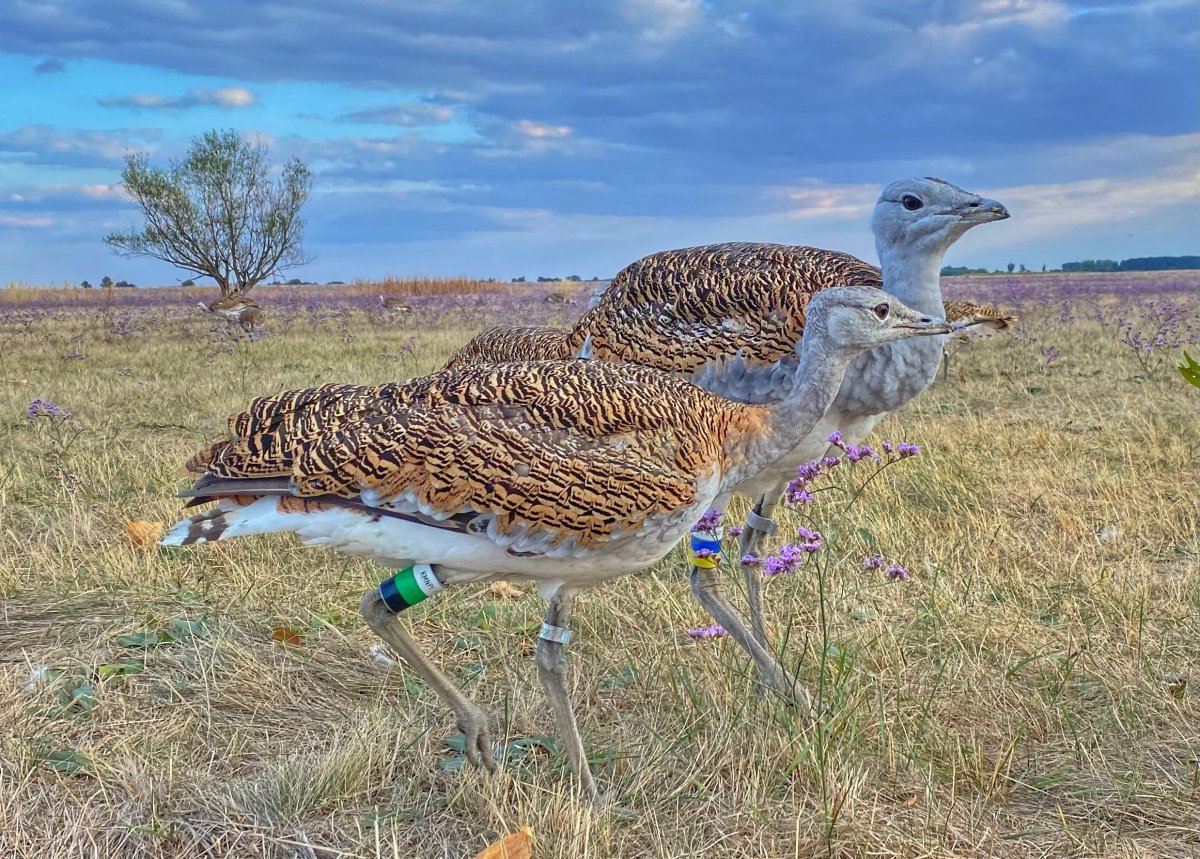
[728,525,744,538]
[740,553,761,567]
[691,548,718,561]
[1044,346,1059,363]
[691,509,723,533]
[795,525,823,552]
[897,442,921,457]
[885,563,910,582]
[827,430,845,448]
[686,624,728,639]
[881,439,895,454]
[27,399,72,421]
[763,556,792,577]
[861,554,885,571]
[787,488,815,505]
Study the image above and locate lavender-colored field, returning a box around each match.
[3,271,1196,375]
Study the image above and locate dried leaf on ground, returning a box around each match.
[124,520,164,550]
[488,581,523,600]
[474,827,534,859]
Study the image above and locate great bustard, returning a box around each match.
[198,295,266,332]
[161,287,950,803]
[198,294,263,319]
[940,300,1017,380]
[443,178,1010,662]
[380,295,414,314]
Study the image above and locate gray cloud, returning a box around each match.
[98,87,258,111]
[0,125,161,167]
[339,102,456,126]
[33,57,64,73]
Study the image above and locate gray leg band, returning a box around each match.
[539,623,572,645]
[746,509,777,536]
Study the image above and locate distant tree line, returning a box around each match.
[512,275,604,283]
[1061,256,1199,272]
[942,255,1197,277]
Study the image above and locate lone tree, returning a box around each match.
[105,130,312,297]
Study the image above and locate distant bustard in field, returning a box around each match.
[198,295,266,332]
[380,295,414,314]
[940,300,1016,379]
[444,177,1010,663]
[162,287,950,803]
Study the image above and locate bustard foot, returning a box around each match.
[457,704,499,773]
[762,670,813,718]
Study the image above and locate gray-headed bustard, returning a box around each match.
[444,177,1011,671]
[162,286,950,804]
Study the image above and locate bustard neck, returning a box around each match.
[875,239,949,317]
[722,331,853,491]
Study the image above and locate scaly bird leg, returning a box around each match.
[739,494,779,650]
[359,588,498,773]
[690,565,812,720]
[534,587,601,803]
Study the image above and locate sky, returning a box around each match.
[0,0,1196,286]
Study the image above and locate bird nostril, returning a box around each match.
[920,317,932,323]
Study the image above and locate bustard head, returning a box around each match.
[871,177,1009,255]
[802,285,951,358]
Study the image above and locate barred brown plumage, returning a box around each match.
[444,243,883,374]
[943,300,1016,328]
[940,300,1018,380]
[188,361,758,549]
[162,286,954,804]
[568,242,883,372]
[443,326,574,368]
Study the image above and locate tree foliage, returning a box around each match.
[105,130,312,296]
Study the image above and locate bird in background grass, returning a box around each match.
[443,177,1011,676]
[161,286,951,806]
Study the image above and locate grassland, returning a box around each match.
[1,273,1197,858]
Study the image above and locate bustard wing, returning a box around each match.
[567,242,883,373]
[181,361,745,551]
[442,325,573,369]
[943,300,1017,330]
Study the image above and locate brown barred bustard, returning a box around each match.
[443,177,1010,672]
[161,286,950,805]
[940,299,1017,379]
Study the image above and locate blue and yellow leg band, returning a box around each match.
[688,528,724,569]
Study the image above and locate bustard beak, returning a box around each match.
[894,316,952,335]
[956,197,1010,222]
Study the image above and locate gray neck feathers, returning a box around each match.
[833,235,951,417]
[724,327,852,491]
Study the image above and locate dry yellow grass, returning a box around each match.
[1,289,1197,858]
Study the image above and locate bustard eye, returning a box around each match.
[873,302,890,320]
[901,194,923,211]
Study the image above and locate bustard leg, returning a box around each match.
[690,565,812,718]
[941,347,950,381]
[534,587,601,802]
[739,493,780,650]
[359,589,499,773]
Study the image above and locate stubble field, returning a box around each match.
[1,271,1197,858]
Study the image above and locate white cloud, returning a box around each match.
[515,120,572,139]
[99,86,258,110]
